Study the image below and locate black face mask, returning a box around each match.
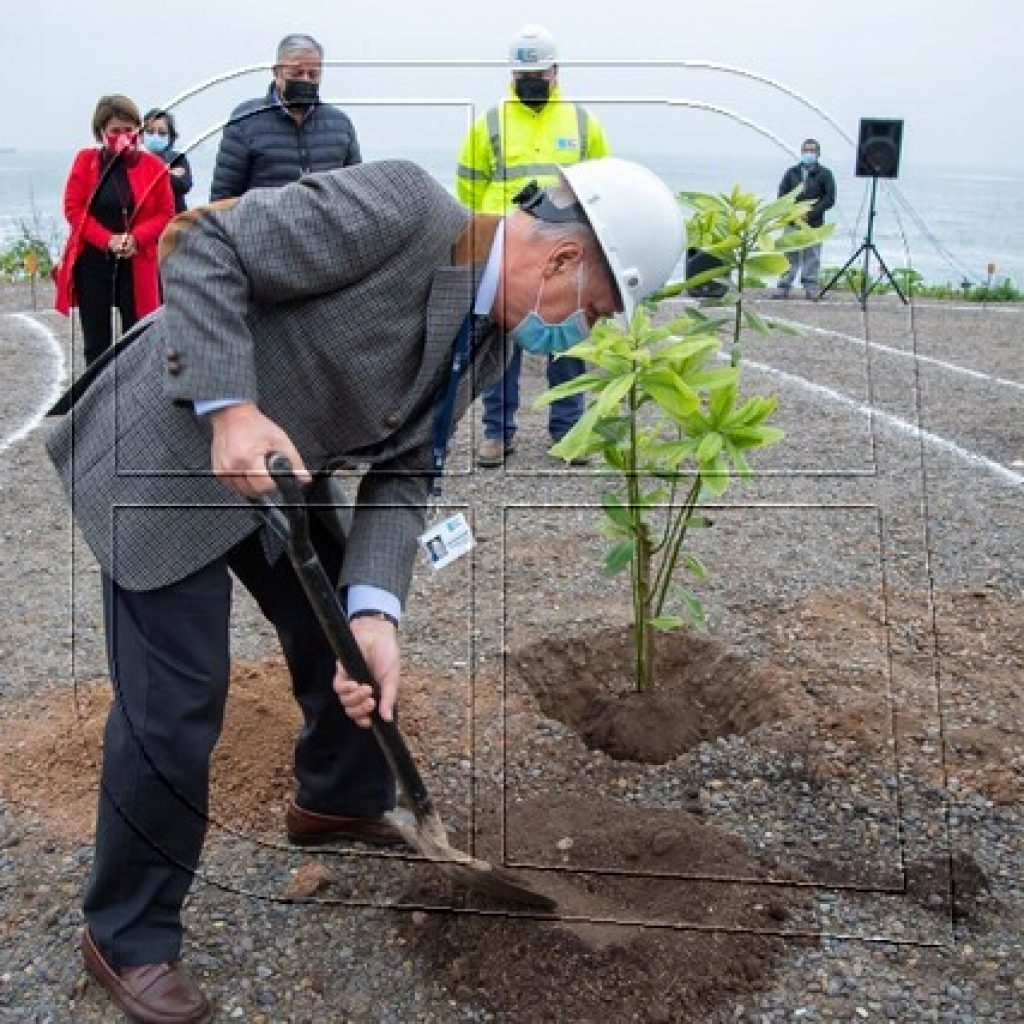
[282,79,320,107]
[514,77,551,110]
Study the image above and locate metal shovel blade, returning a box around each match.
[386,809,557,911]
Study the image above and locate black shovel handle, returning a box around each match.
[258,452,434,821]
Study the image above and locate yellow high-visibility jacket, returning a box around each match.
[456,84,611,214]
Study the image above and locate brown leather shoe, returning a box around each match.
[476,437,514,467]
[285,800,408,847]
[81,927,211,1024]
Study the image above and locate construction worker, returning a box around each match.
[456,24,611,467]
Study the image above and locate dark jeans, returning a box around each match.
[73,248,136,366]
[481,348,585,442]
[85,524,394,969]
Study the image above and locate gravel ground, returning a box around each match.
[0,280,1022,1021]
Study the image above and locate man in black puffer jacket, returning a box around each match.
[772,138,836,300]
[211,33,361,200]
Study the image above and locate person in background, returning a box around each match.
[772,138,836,300]
[456,24,611,467]
[210,32,361,200]
[143,108,193,213]
[54,94,175,366]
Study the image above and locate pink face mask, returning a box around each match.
[104,130,137,155]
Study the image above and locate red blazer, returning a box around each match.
[54,147,175,316]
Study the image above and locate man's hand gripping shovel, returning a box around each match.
[255,452,556,912]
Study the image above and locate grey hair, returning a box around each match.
[276,34,323,61]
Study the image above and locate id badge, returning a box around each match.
[419,513,474,570]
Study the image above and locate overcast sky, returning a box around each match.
[5,0,1021,171]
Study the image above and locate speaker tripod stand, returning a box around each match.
[818,175,907,309]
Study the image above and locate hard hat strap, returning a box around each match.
[514,180,589,227]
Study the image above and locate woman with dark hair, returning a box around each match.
[54,94,175,366]
[143,108,193,213]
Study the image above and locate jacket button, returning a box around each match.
[384,413,401,430]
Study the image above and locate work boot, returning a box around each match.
[804,286,820,300]
[771,286,791,299]
[477,438,514,468]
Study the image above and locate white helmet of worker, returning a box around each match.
[509,24,558,71]
[561,157,685,322]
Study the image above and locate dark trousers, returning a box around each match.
[85,524,395,969]
[73,249,137,366]
[481,348,586,443]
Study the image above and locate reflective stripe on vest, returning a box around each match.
[457,163,488,181]
[487,103,589,179]
[576,105,588,161]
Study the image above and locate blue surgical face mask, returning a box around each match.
[800,151,818,166]
[510,269,590,355]
[143,132,170,154]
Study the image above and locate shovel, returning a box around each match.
[255,452,556,911]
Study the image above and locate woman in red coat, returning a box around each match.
[54,95,175,365]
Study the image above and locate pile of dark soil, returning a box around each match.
[512,626,790,763]
[402,793,797,1023]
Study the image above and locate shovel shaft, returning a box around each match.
[261,454,434,821]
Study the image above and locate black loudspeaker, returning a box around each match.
[855,118,904,178]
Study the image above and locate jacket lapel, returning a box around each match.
[415,213,503,390]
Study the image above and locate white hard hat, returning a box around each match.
[560,158,685,322]
[509,24,558,71]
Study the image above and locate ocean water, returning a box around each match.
[2,146,1021,288]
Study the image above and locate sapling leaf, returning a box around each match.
[641,370,700,421]
[677,587,709,631]
[603,540,634,576]
[650,615,685,632]
[680,264,733,292]
[708,381,738,427]
[602,493,633,530]
[687,367,740,392]
[699,456,731,497]
[638,487,670,507]
[647,280,688,302]
[742,309,773,335]
[655,335,719,363]
[697,432,724,465]
[682,552,708,581]
[724,439,753,478]
[532,373,608,407]
[550,375,636,461]
[645,439,700,466]
[726,425,785,448]
[745,252,792,276]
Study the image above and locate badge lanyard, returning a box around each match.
[430,312,476,496]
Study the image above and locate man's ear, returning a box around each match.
[544,240,585,278]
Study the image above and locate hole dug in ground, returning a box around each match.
[512,625,788,763]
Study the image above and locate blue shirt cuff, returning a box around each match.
[347,585,402,623]
[194,398,245,416]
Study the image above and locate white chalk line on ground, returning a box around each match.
[771,316,1024,394]
[665,297,1023,392]
[1,313,67,456]
[738,355,1023,488]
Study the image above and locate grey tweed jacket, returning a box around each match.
[46,160,506,596]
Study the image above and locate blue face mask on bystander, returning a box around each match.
[143,133,170,154]
[800,151,818,166]
[510,268,590,355]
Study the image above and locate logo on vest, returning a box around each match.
[556,137,579,151]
